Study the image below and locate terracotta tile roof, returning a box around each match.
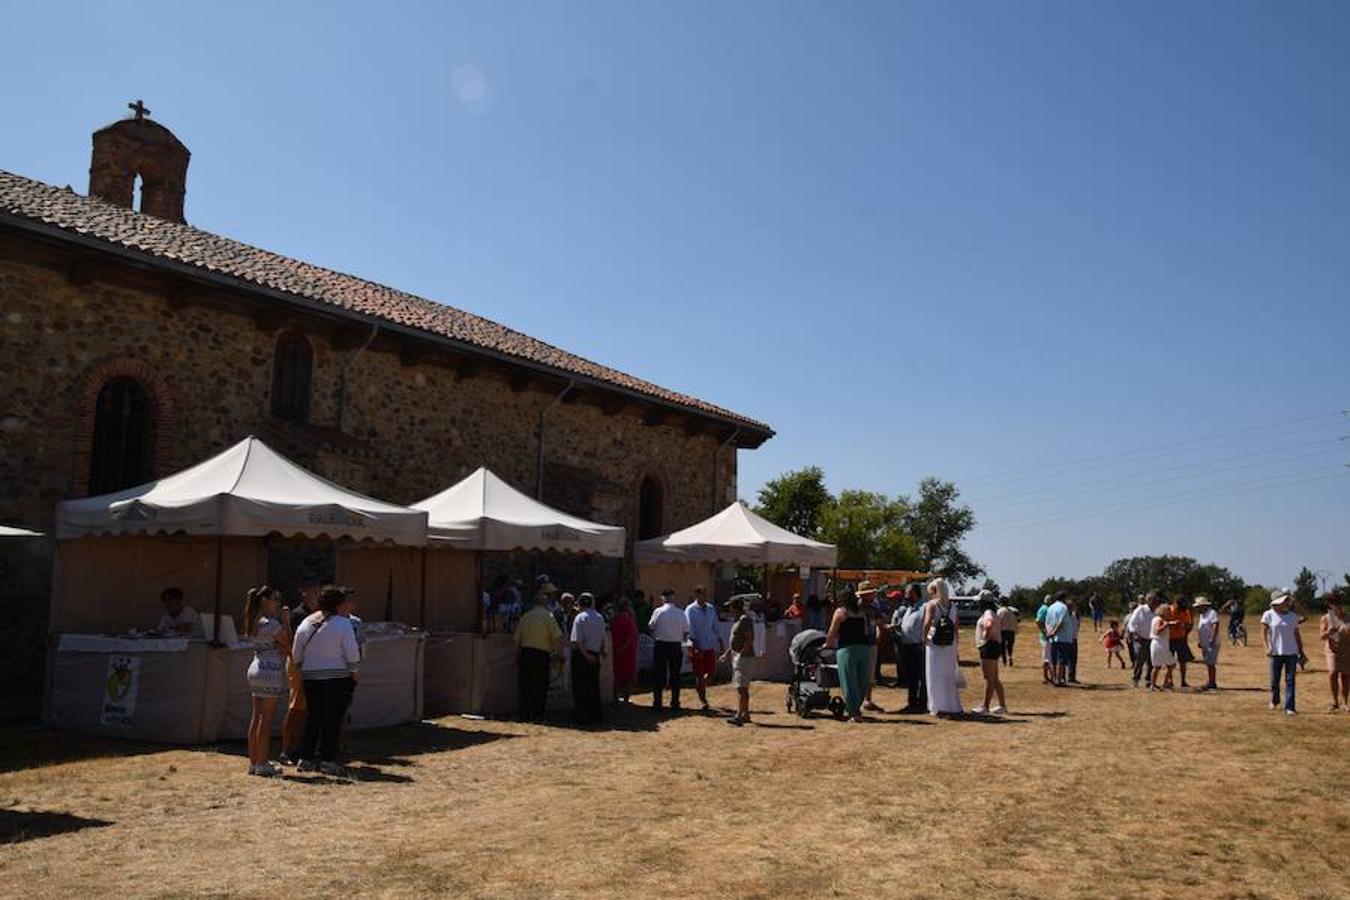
[0,169,771,435]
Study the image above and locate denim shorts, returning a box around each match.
[1051,641,1073,667]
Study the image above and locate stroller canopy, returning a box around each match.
[789,628,828,665]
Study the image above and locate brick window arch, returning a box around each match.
[73,358,176,496]
[270,330,313,422]
[637,472,665,541]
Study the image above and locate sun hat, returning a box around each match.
[535,574,558,593]
[856,580,877,595]
[886,589,903,601]
[1270,589,1292,607]
[1193,596,1213,608]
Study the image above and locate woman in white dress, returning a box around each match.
[1149,607,1177,691]
[243,585,290,777]
[923,577,963,716]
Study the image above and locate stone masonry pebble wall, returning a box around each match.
[0,256,741,699]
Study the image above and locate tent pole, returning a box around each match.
[478,552,486,636]
[212,534,224,647]
[419,547,428,629]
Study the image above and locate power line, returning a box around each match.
[977,467,1348,532]
[972,440,1346,512]
[956,410,1341,488]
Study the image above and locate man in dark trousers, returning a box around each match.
[569,592,605,725]
[514,584,562,722]
[648,589,689,712]
[893,585,928,713]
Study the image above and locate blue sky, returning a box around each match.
[4,1,1346,589]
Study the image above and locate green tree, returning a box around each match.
[980,577,1002,596]
[1097,556,1245,606]
[1293,567,1318,608]
[818,489,922,570]
[755,466,833,538]
[902,478,982,582]
[1243,585,1270,614]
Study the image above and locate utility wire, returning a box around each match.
[977,467,1347,532]
[972,440,1345,511]
[956,410,1341,488]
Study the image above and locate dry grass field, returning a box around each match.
[1,625,1346,899]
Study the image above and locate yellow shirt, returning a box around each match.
[515,605,562,653]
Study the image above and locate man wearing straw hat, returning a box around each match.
[1260,589,1304,715]
[1193,596,1221,691]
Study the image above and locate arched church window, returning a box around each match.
[638,475,664,540]
[88,376,153,494]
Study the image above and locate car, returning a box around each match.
[952,596,983,626]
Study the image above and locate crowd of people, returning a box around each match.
[210,568,1349,777]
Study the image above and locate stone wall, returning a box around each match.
[0,254,741,698]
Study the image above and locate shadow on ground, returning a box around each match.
[0,809,112,844]
[348,721,520,766]
[0,724,166,774]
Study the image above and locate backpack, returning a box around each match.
[931,603,956,646]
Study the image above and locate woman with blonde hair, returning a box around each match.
[922,577,963,717]
[243,585,290,776]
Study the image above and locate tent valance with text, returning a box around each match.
[56,436,428,545]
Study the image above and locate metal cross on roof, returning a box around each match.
[128,99,151,120]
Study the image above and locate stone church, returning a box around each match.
[0,104,772,702]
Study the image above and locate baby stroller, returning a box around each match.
[786,629,846,719]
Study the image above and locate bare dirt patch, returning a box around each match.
[1,628,1343,899]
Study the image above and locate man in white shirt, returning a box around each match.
[684,586,723,713]
[1126,595,1156,687]
[1193,596,1221,691]
[156,586,201,636]
[649,589,689,712]
[570,592,606,725]
[1261,591,1303,715]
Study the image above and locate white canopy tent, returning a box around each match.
[0,525,43,538]
[53,436,428,635]
[56,436,428,545]
[414,467,625,557]
[634,501,837,568]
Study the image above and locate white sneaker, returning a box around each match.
[971,705,988,715]
[991,705,1007,716]
[1285,709,1297,716]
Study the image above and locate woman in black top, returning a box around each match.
[826,590,872,722]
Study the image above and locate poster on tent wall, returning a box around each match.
[99,655,140,726]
